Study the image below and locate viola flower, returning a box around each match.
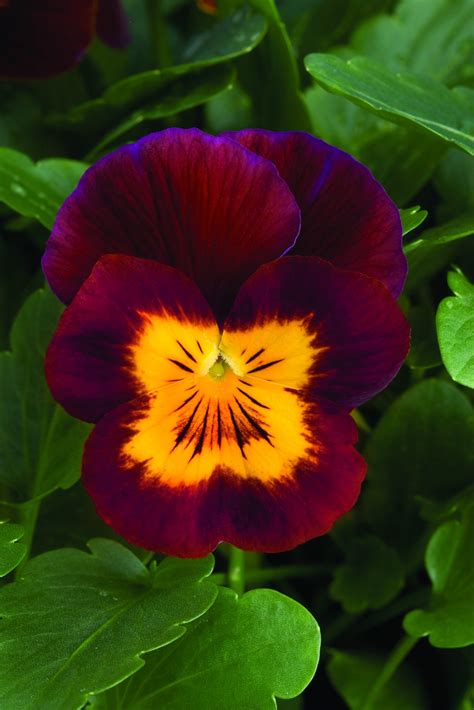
[43,129,409,557]
[0,0,129,79]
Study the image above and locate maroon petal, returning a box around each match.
[0,1,96,79]
[83,398,365,557]
[224,256,410,413]
[225,130,406,298]
[46,254,219,423]
[96,0,130,49]
[42,129,301,319]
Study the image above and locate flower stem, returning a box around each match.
[228,545,246,595]
[14,498,41,578]
[146,0,171,69]
[360,633,419,710]
[214,562,329,588]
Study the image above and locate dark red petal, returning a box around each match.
[0,1,96,79]
[45,255,218,423]
[225,130,406,298]
[82,395,365,556]
[96,0,129,48]
[42,129,301,319]
[224,256,410,412]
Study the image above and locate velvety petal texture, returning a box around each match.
[46,255,218,423]
[0,0,95,78]
[226,129,406,298]
[225,256,410,412]
[47,254,408,556]
[83,402,364,556]
[42,129,301,319]
[43,128,410,556]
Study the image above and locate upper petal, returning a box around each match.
[0,1,96,79]
[46,254,219,423]
[225,129,406,298]
[42,129,301,319]
[224,256,410,412]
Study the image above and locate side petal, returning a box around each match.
[223,256,410,412]
[225,129,406,298]
[42,128,301,318]
[46,255,219,423]
[96,0,130,48]
[0,1,96,79]
[82,390,366,556]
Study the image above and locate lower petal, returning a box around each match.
[83,396,365,556]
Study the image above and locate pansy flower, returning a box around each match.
[0,0,129,79]
[43,129,409,557]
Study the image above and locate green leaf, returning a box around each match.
[400,206,428,236]
[241,0,311,131]
[434,151,474,220]
[405,214,474,254]
[0,522,26,577]
[330,536,404,613]
[90,64,234,158]
[405,215,474,291]
[304,0,473,202]
[54,7,267,144]
[0,541,217,709]
[93,587,320,709]
[436,270,474,388]
[0,289,90,503]
[327,650,429,710]
[404,503,474,648]
[306,81,446,205]
[362,380,474,562]
[406,303,441,370]
[350,0,474,85]
[0,149,87,229]
[304,54,474,155]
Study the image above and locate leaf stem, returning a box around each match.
[360,633,419,710]
[14,498,41,578]
[228,545,246,595]
[351,409,372,433]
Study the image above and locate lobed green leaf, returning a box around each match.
[362,380,474,564]
[436,269,474,388]
[330,536,404,614]
[0,541,217,710]
[404,503,474,647]
[93,587,320,709]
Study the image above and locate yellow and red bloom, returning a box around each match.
[43,129,409,557]
[0,0,129,79]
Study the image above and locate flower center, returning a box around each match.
[207,354,231,380]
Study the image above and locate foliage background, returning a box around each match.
[0,0,473,708]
